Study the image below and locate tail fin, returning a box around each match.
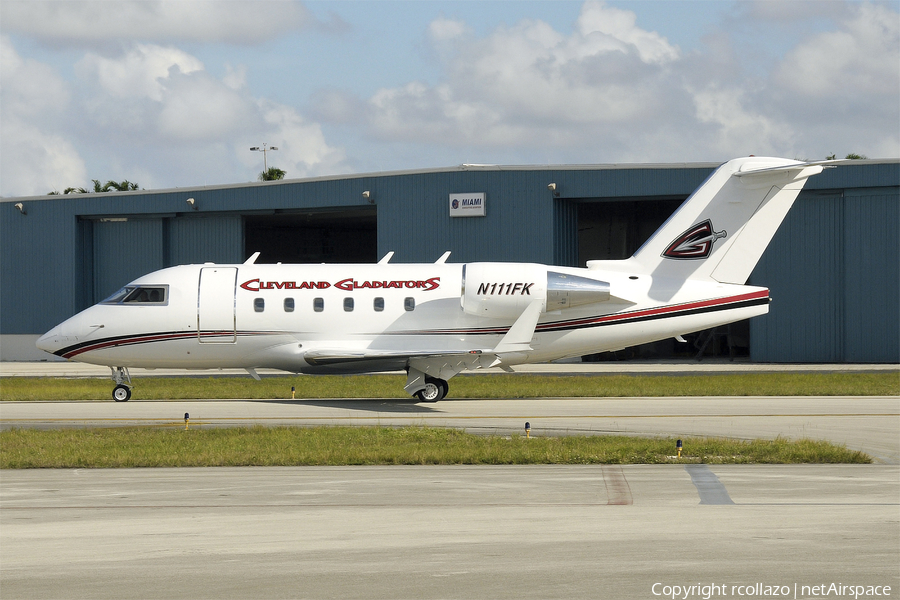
[629,157,827,284]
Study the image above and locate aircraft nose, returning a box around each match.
[36,312,96,356]
[36,326,63,354]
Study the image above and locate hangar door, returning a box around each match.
[244,208,376,264]
[577,199,683,264]
[91,218,165,303]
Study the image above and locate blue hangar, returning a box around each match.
[1,159,897,363]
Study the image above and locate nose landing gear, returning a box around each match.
[110,367,133,402]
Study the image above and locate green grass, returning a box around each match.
[0,426,871,468]
[1,372,897,401]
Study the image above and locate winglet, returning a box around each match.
[435,251,451,264]
[244,252,260,265]
[378,251,395,264]
[493,299,543,354]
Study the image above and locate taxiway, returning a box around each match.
[2,367,898,599]
[2,465,898,600]
[2,395,898,463]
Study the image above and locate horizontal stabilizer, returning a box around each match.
[731,160,836,178]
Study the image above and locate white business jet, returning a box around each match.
[37,157,828,402]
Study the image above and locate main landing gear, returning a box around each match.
[110,367,133,402]
[414,377,448,403]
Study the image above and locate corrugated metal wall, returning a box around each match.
[0,197,80,334]
[2,160,897,363]
[92,219,165,302]
[84,215,244,304]
[168,215,243,266]
[843,190,899,361]
[750,188,899,362]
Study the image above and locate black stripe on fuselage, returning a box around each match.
[56,291,768,358]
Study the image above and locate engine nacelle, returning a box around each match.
[461,263,610,319]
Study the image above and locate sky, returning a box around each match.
[1,0,898,198]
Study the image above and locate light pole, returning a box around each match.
[250,143,279,172]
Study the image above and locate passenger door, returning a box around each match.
[197,267,237,343]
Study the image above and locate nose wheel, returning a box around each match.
[113,384,132,402]
[110,367,133,402]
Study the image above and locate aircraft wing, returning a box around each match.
[304,298,546,395]
[302,348,488,368]
[302,348,502,395]
[304,298,545,371]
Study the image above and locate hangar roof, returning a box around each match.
[4,158,897,203]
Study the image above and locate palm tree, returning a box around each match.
[49,179,141,194]
[826,153,868,160]
[102,180,140,191]
[258,167,286,181]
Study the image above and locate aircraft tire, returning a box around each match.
[113,385,132,402]
[415,378,446,402]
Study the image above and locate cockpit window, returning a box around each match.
[101,285,168,305]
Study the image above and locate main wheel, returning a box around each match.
[415,378,447,403]
[113,384,132,402]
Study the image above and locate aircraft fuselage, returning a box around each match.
[38,261,767,373]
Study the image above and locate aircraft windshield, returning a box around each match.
[101,285,168,305]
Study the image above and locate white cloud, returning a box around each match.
[158,70,257,141]
[77,45,204,101]
[361,1,684,152]
[247,101,348,179]
[0,36,70,117]
[1,32,352,196]
[691,85,795,157]
[766,3,900,158]
[574,0,679,64]
[0,37,86,196]
[349,0,897,163]
[0,0,315,46]
[775,3,899,98]
[0,119,87,197]
[72,45,251,143]
[428,17,470,43]
[2,0,896,197]
[223,64,247,91]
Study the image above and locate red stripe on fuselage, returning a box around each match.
[60,290,768,358]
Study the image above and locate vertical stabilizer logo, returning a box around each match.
[662,220,727,259]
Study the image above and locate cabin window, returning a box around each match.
[101,285,168,305]
[374,297,384,312]
[404,297,415,311]
[284,298,295,312]
[313,298,324,312]
[344,297,354,312]
[254,298,265,313]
